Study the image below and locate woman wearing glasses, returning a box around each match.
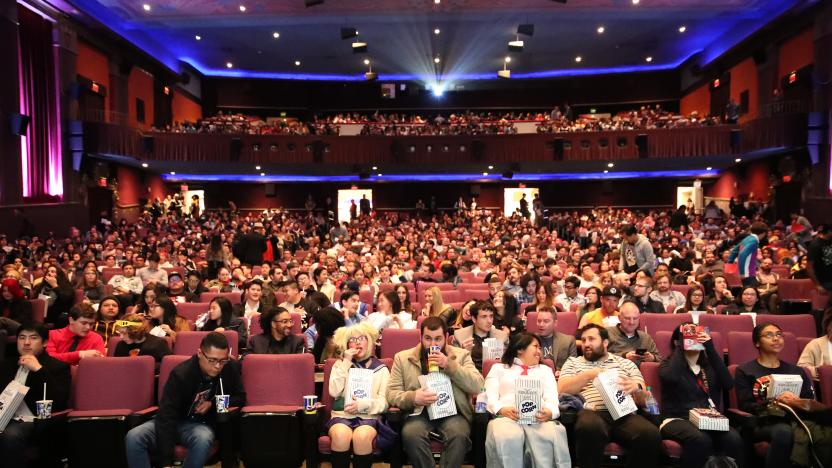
[247,306,304,354]
[326,322,394,468]
[735,323,823,468]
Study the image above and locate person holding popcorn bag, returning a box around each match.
[484,332,571,468]
[326,323,395,468]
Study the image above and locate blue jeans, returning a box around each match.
[125,419,215,468]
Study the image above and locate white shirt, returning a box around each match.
[367,311,415,331]
[485,358,560,420]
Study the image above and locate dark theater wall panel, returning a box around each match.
[76,41,110,120]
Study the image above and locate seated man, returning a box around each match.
[136,252,169,287]
[558,324,661,468]
[108,262,143,307]
[45,303,105,365]
[183,271,209,303]
[0,323,71,468]
[451,301,508,371]
[534,306,577,370]
[555,276,586,311]
[126,332,246,468]
[232,279,266,323]
[387,317,484,468]
[605,301,662,365]
[247,307,305,354]
[627,277,665,314]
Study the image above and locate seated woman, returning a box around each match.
[32,263,74,326]
[576,286,601,319]
[114,312,172,363]
[76,267,106,304]
[0,278,32,335]
[485,332,570,468]
[525,281,556,314]
[725,287,767,315]
[394,284,414,315]
[673,284,714,315]
[493,290,523,334]
[659,323,744,468]
[196,296,247,351]
[451,300,475,330]
[422,286,453,320]
[92,295,124,346]
[797,311,832,378]
[146,296,191,343]
[326,322,394,468]
[367,290,414,331]
[312,306,346,364]
[735,323,823,468]
[134,284,162,316]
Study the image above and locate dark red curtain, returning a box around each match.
[17,5,63,200]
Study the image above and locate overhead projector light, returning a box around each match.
[365,71,377,81]
[498,69,511,79]
[352,41,368,53]
[508,39,524,52]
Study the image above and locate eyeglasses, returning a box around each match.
[761,332,784,340]
[634,284,648,289]
[348,336,368,345]
[203,356,231,366]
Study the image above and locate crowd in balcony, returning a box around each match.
[153,104,726,137]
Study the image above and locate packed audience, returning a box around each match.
[0,195,830,468]
[155,104,725,137]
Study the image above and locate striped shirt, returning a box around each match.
[559,353,644,411]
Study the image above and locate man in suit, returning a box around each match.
[235,222,267,267]
[452,301,508,371]
[534,306,577,370]
[0,322,72,468]
[359,194,371,217]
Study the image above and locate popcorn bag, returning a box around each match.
[593,369,637,420]
[768,374,803,399]
[689,408,729,431]
[419,373,458,420]
[346,368,374,408]
[482,337,504,361]
[515,376,542,425]
[0,380,29,431]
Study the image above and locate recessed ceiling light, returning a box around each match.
[194,35,201,40]
[735,158,742,163]
[364,59,370,65]
[504,56,511,63]
[706,166,712,170]
[170,171,176,175]
[142,3,151,11]
[377,173,383,177]
[434,28,440,35]
[482,172,489,176]
[260,172,266,176]
[645,56,653,62]
[434,0,440,3]
[597,26,605,34]
[434,57,440,63]
[141,163,148,168]
[607,162,614,168]
[239,4,246,12]
[226,62,233,68]
[295,60,301,66]
[372,166,378,170]
[678,25,687,33]
[488,165,494,170]
[255,166,261,170]
[273,32,280,39]
[575,56,582,63]
[604,170,609,174]
[632,0,639,4]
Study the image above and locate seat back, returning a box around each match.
[459,282,490,291]
[101,268,123,283]
[526,312,539,334]
[778,279,814,301]
[640,361,662,406]
[28,298,47,322]
[158,355,191,401]
[442,290,463,304]
[176,302,209,323]
[173,331,239,357]
[74,356,155,411]
[243,354,315,406]
[483,359,500,378]
[107,336,121,356]
[380,328,420,359]
[670,284,690,297]
[460,289,490,301]
[818,366,832,406]
[640,313,692,335]
[761,314,817,340]
[557,311,578,336]
[199,292,242,304]
[727,331,798,365]
[699,314,754,337]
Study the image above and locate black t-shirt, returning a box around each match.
[114,334,172,363]
[808,237,832,288]
[735,359,815,414]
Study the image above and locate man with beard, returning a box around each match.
[247,307,304,354]
[627,277,665,314]
[695,250,724,281]
[558,324,661,468]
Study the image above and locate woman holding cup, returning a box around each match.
[326,322,394,468]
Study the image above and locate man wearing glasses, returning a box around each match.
[126,332,246,468]
[627,277,665,314]
[247,307,305,354]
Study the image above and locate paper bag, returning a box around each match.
[592,369,637,420]
[418,373,457,420]
[515,376,542,425]
[482,337,504,361]
[0,380,29,431]
[346,368,374,413]
[768,374,803,399]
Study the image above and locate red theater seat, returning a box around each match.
[173,331,240,357]
[727,331,798,366]
[177,302,209,323]
[761,314,817,340]
[200,291,242,305]
[640,313,692,335]
[380,328,420,359]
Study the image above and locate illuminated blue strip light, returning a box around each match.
[162,169,718,183]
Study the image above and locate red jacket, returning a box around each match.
[46,326,106,365]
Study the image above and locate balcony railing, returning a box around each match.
[82,114,807,165]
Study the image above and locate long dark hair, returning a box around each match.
[501,332,540,367]
[311,306,346,364]
[379,290,401,314]
[153,296,179,328]
[135,284,163,315]
[394,284,413,312]
[669,322,711,368]
[205,296,233,329]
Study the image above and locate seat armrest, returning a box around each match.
[217,406,241,424]
[559,409,577,426]
[127,406,158,428]
[726,408,757,432]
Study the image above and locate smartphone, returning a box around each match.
[636,348,647,356]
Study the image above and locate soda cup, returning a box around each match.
[428,345,440,372]
[303,394,318,414]
[36,400,53,419]
[215,395,230,413]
